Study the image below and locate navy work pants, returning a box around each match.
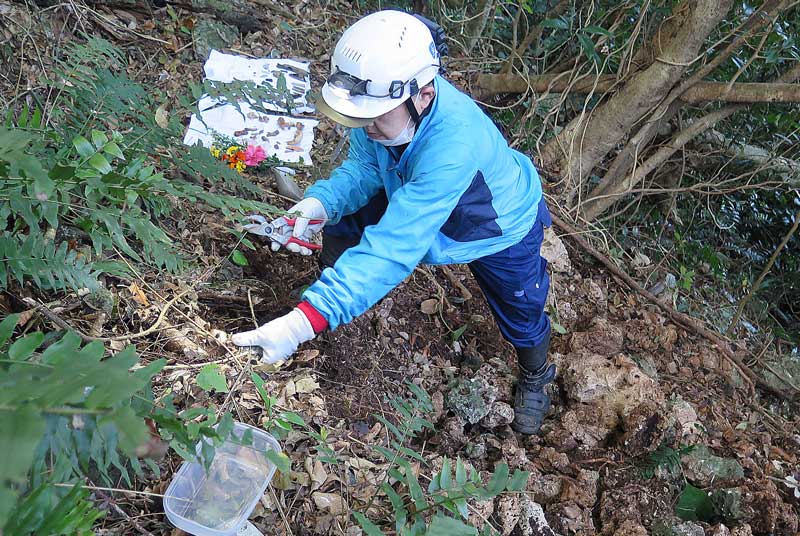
[323,196,552,350]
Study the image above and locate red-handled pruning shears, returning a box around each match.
[243,214,323,251]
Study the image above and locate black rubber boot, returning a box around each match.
[512,334,556,435]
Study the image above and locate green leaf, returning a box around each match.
[251,372,273,411]
[88,153,113,174]
[231,249,249,266]
[577,33,601,64]
[551,320,568,335]
[0,314,20,347]
[455,458,467,486]
[675,484,714,521]
[73,135,95,158]
[400,461,426,511]
[280,411,306,426]
[265,449,291,473]
[90,129,108,149]
[196,364,229,393]
[425,515,477,536]
[381,482,408,531]
[454,497,469,520]
[451,324,468,342]
[583,24,613,37]
[353,511,385,536]
[542,17,569,30]
[486,463,510,495]
[507,469,529,492]
[8,332,44,361]
[439,456,452,490]
[103,141,125,160]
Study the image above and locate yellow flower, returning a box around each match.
[210,146,221,158]
[235,161,246,172]
[226,146,240,157]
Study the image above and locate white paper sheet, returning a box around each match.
[183,50,318,165]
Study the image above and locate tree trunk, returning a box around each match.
[538,0,732,191]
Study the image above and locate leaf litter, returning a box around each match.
[2,1,798,534]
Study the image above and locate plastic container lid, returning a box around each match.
[164,422,280,536]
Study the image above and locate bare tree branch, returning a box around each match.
[475,74,800,103]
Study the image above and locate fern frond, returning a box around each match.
[0,233,98,291]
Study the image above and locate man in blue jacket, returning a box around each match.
[233,10,555,434]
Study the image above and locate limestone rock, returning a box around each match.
[496,494,520,535]
[612,520,648,536]
[619,400,672,456]
[446,376,498,424]
[569,318,624,356]
[519,494,560,536]
[681,446,744,487]
[481,401,515,429]
[541,227,571,273]
[559,469,599,508]
[556,351,665,415]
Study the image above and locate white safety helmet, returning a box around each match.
[316,10,442,128]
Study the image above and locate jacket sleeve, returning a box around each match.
[304,129,383,225]
[302,150,476,329]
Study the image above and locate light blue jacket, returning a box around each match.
[302,76,543,329]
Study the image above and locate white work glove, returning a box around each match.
[231,308,315,364]
[270,197,328,255]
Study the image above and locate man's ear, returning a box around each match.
[418,84,436,108]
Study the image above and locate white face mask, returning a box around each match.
[372,94,420,147]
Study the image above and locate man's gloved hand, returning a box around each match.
[270,197,328,255]
[231,308,315,364]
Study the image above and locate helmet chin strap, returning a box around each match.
[404,97,420,127]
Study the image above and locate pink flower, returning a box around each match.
[244,145,267,166]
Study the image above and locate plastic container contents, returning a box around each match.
[164,422,280,536]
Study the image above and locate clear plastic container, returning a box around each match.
[164,422,280,536]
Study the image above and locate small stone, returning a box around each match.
[468,500,495,529]
[496,495,520,535]
[730,524,753,536]
[711,524,731,536]
[681,445,744,487]
[445,377,498,424]
[464,438,486,459]
[518,495,558,536]
[559,469,599,508]
[83,286,114,315]
[652,519,705,536]
[540,227,571,273]
[480,402,514,429]
[710,488,751,522]
[613,520,648,536]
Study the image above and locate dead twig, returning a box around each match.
[24,289,192,343]
[439,265,473,301]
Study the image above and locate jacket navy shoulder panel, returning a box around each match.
[302,76,543,329]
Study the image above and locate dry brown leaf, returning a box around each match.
[308,458,327,491]
[155,104,169,128]
[295,376,320,394]
[17,308,36,325]
[128,282,149,307]
[312,492,347,515]
[348,457,378,470]
[295,349,320,362]
[420,298,439,315]
[284,379,297,398]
